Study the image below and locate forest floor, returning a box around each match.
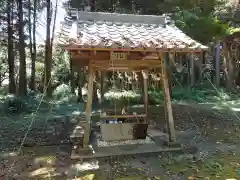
[1,101,240,180]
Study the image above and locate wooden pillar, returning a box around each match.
[69,53,75,93]
[77,68,84,102]
[83,63,94,148]
[142,70,148,118]
[100,71,106,105]
[160,52,176,142]
[215,42,221,87]
[190,53,195,86]
[165,52,172,97]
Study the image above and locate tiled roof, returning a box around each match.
[58,10,208,50]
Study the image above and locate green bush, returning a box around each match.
[53,83,77,104]
[53,84,72,99]
[1,95,27,114]
[0,90,46,114]
[148,86,222,104]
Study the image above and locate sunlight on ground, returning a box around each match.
[72,161,100,172]
[34,156,57,166]
[30,167,56,177]
[75,174,96,180]
[211,99,240,112]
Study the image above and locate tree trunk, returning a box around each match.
[90,0,96,11]
[17,0,27,96]
[28,0,34,90]
[29,0,37,90]
[223,43,235,91]
[44,0,52,97]
[7,0,16,94]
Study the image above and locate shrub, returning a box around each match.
[53,83,77,104]
[53,84,72,99]
[1,95,27,114]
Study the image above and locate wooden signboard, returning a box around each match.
[111,52,127,61]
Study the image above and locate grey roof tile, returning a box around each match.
[58,11,208,50]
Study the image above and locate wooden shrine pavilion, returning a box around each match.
[58,10,208,157]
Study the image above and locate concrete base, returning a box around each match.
[100,122,148,141]
[71,127,184,160]
[71,142,183,160]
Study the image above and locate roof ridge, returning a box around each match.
[67,8,167,25]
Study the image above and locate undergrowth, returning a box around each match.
[0,84,77,115]
[0,84,239,115]
[149,85,238,105]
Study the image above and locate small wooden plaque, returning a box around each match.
[111,52,127,61]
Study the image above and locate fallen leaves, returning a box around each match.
[137,168,143,171]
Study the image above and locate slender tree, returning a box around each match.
[44,0,59,97]
[44,0,52,97]
[31,0,37,90]
[7,0,16,94]
[17,0,27,96]
[29,0,37,90]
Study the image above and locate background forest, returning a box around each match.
[0,0,239,104]
[1,0,240,180]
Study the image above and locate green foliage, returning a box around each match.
[53,83,72,99]
[0,95,27,114]
[52,83,77,104]
[0,93,43,114]
[149,86,223,104]
[52,46,70,84]
[226,27,240,35]
[173,9,230,43]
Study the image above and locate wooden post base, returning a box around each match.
[71,145,94,159]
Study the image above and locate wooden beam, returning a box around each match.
[91,60,162,71]
[159,52,176,142]
[100,114,146,119]
[69,54,75,93]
